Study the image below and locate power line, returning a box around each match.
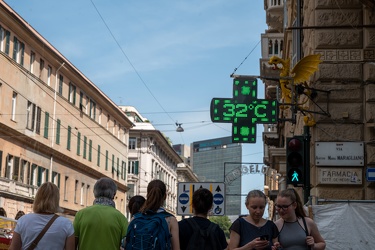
[230,40,261,77]
[90,0,177,125]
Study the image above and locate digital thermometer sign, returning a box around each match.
[210,78,278,143]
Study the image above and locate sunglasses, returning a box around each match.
[275,202,294,210]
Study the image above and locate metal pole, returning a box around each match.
[304,126,311,204]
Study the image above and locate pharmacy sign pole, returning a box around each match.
[210,77,278,143]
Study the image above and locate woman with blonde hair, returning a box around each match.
[10,182,75,250]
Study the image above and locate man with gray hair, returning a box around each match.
[74,177,128,250]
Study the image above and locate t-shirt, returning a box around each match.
[178,216,228,250]
[14,213,74,250]
[230,217,278,250]
[74,204,128,250]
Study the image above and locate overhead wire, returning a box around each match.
[89,0,177,125]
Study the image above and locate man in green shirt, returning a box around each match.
[74,177,128,250]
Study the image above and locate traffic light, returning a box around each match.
[286,136,305,186]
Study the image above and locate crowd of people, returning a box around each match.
[8,178,326,250]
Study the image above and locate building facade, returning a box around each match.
[120,106,183,218]
[261,0,375,204]
[0,1,133,219]
[191,136,242,216]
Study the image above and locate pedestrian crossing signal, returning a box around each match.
[286,136,305,186]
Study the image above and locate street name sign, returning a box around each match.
[177,182,225,216]
[315,142,364,166]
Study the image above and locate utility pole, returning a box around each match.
[303,126,311,204]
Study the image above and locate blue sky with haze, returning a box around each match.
[5,0,268,214]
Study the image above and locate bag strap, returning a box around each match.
[27,214,59,250]
[301,216,309,236]
[301,216,311,250]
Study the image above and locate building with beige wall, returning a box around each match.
[262,0,375,205]
[0,1,133,219]
[120,106,184,218]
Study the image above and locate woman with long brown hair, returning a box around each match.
[273,188,325,250]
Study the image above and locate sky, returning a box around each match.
[4,0,268,214]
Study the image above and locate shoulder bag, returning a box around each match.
[27,214,59,250]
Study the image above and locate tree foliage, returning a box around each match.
[209,215,232,239]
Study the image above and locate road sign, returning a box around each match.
[177,182,225,216]
[366,168,375,182]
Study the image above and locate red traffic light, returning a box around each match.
[288,138,303,152]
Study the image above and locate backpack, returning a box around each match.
[185,218,221,250]
[124,211,172,250]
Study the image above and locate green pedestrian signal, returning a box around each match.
[286,136,305,186]
[210,78,278,143]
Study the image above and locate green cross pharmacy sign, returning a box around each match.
[210,77,278,143]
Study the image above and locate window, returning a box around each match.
[129,137,136,150]
[67,126,71,150]
[89,100,96,120]
[0,26,4,52]
[98,108,102,124]
[37,166,47,187]
[58,75,63,95]
[97,145,101,167]
[36,107,42,134]
[121,161,126,180]
[12,157,20,181]
[20,42,24,66]
[21,160,29,184]
[44,112,49,139]
[77,132,81,155]
[12,37,24,65]
[30,51,35,73]
[88,139,92,162]
[68,83,76,105]
[79,91,84,112]
[26,101,37,131]
[83,136,87,159]
[28,164,37,186]
[117,157,120,177]
[111,154,115,174]
[80,183,85,205]
[12,37,19,61]
[52,171,60,188]
[5,154,13,179]
[47,65,52,86]
[56,119,61,144]
[64,176,69,200]
[11,92,17,121]
[5,30,10,55]
[128,160,139,175]
[74,180,78,203]
[107,115,110,130]
[39,59,44,79]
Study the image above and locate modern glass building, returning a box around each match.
[191,136,242,216]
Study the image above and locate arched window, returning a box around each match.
[275,40,279,55]
[0,207,7,217]
[268,40,273,55]
[15,211,25,220]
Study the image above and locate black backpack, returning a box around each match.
[185,218,222,250]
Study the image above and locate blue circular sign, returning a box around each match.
[179,193,189,205]
[213,193,224,205]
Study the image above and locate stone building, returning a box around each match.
[262,0,375,202]
[0,1,133,219]
[120,106,184,218]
